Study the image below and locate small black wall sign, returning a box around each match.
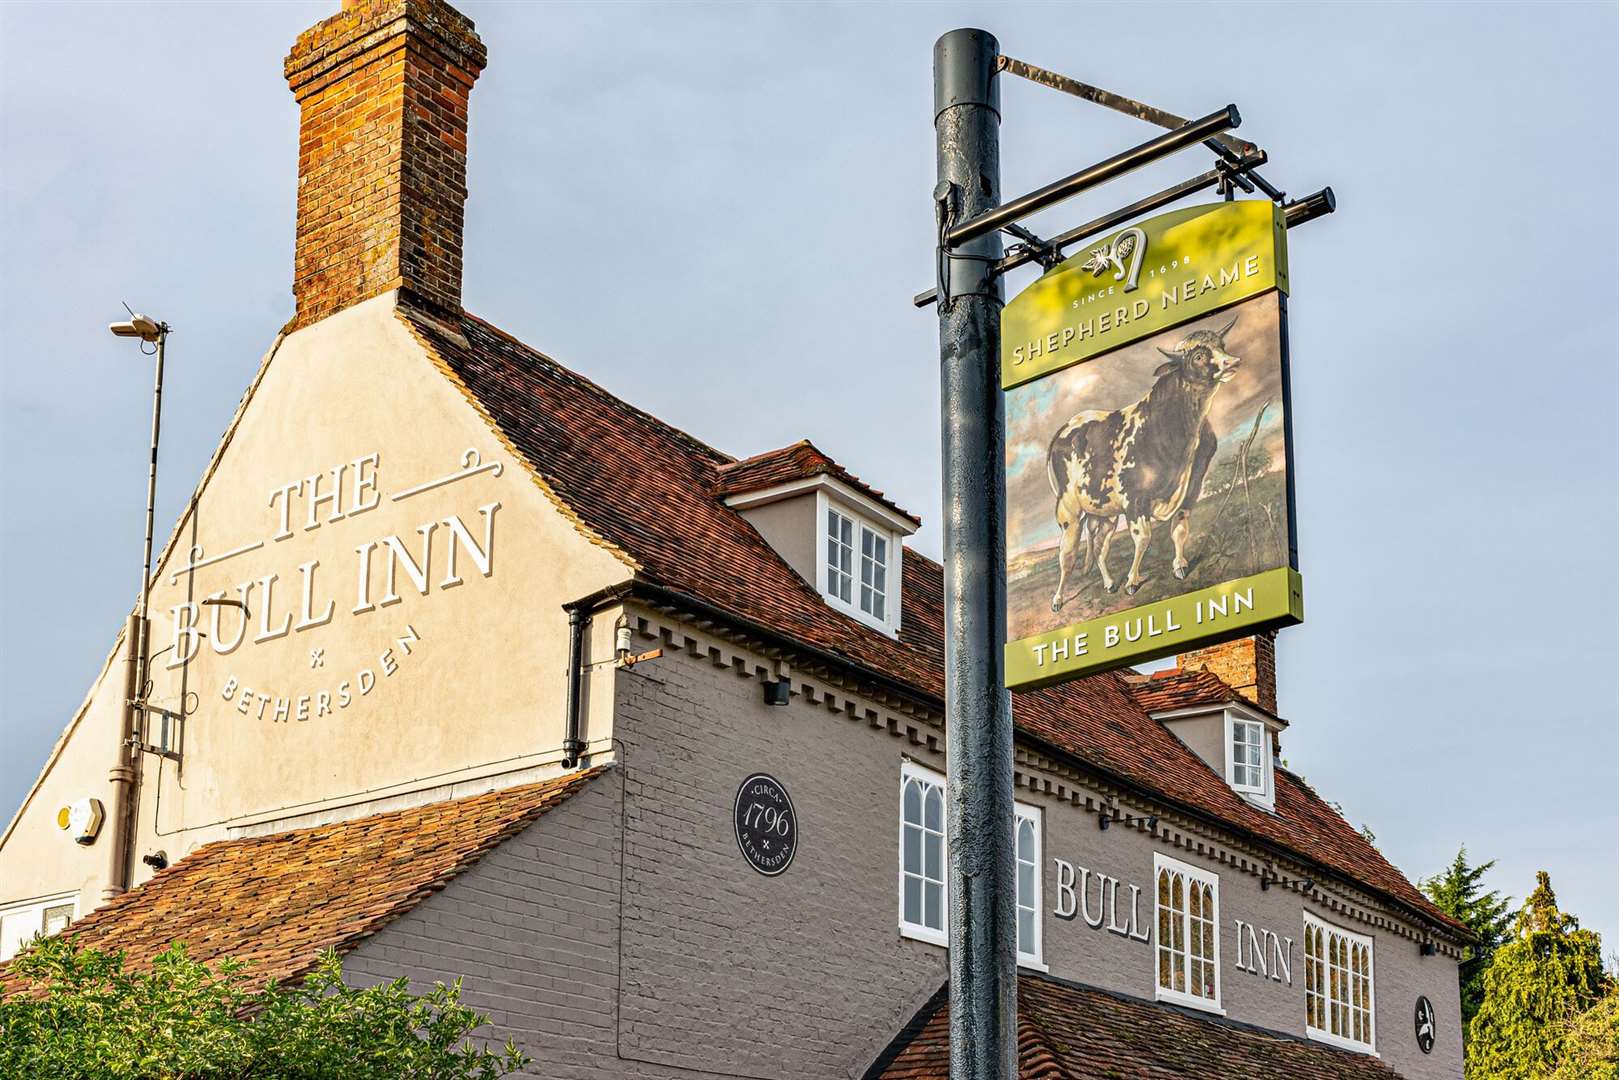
[733,774,797,876]
[1414,995,1436,1054]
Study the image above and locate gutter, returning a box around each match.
[568,577,1473,948]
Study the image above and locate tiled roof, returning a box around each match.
[865,973,1403,1080]
[2,768,604,994]
[407,305,1464,940]
[714,439,922,526]
[1124,667,1288,725]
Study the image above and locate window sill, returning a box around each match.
[1016,956,1049,973]
[1154,987,1225,1016]
[900,923,948,949]
[1305,1028,1379,1056]
[1236,791,1278,813]
[824,592,899,638]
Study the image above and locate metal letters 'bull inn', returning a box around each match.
[1,3,1468,1078]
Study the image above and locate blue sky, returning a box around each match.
[2,1,1615,948]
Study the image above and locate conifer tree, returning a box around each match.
[1467,872,1609,1078]
[1422,846,1513,1028]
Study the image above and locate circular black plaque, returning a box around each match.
[1414,995,1436,1054]
[733,774,797,876]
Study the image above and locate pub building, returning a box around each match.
[0,2,1469,1077]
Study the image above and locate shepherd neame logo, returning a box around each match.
[163,448,504,722]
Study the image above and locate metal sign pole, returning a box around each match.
[933,28,1015,1080]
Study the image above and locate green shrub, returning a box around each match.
[0,937,528,1079]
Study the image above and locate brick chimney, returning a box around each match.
[1179,632,1278,713]
[284,0,486,330]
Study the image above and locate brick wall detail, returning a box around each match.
[1180,631,1279,712]
[283,0,485,330]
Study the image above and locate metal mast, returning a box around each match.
[933,29,1016,1080]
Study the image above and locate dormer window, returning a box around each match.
[1224,710,1275,809]
[826,505,889,623]
[717,441,917,638]
[817,497,900,635]
[1230,717,1265,792]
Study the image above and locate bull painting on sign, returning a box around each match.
[1005,291,1295,645]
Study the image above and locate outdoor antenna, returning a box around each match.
[105,304,171,896]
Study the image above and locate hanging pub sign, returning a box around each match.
[1002,200,1303,690]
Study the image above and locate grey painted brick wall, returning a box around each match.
[1033,798,1463,1078]
[346,619,1462,1079]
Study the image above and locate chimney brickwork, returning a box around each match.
[284,0,486,330]
[1179,631,1278,713]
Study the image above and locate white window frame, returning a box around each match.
[1223,706,1275,810]
[815,491,901,636]
[1304,912,1378,1054]
[898,761,948,947]
[0,891,78,962]
[896,763,1043,965]
[1014,803,1046,970]
[1153,852,1223,1014]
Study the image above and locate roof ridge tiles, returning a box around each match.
[455,310,735,468]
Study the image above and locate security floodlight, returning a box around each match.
[109,313,163,341]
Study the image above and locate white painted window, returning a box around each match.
[1015,805,1043,967]
[1223,709,1274,809]
[1305,914,1376,1053]
[1154,853,1221,1011]
[826,506,855,605]
[1230,717,1265,791]
[897,763,1040,961]
[899,762,947,945]
[859,526,889,622]
[818,495,900,635]
[0,893,78,962]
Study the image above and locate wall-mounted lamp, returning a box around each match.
[1098,812,1111,831]
[1261,877,1272,891]
[1420,942,1437,957]
[141,851,168,871]
[762,679,790,706]
[1299,879,1316,894]
[1144,815,1158,833]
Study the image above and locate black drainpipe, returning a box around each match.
[562,608,588,768]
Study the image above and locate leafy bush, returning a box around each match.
[0,937,528,1079]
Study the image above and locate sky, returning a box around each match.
[2,1,1615,949]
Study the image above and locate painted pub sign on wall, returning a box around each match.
[1002,200,1304,689]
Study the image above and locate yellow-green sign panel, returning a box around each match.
[1002,199,1289,390]
[1003,201,1301,689]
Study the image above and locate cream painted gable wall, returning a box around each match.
[0,294,628,916]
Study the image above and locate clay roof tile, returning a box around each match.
[865,973,1405,1080]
